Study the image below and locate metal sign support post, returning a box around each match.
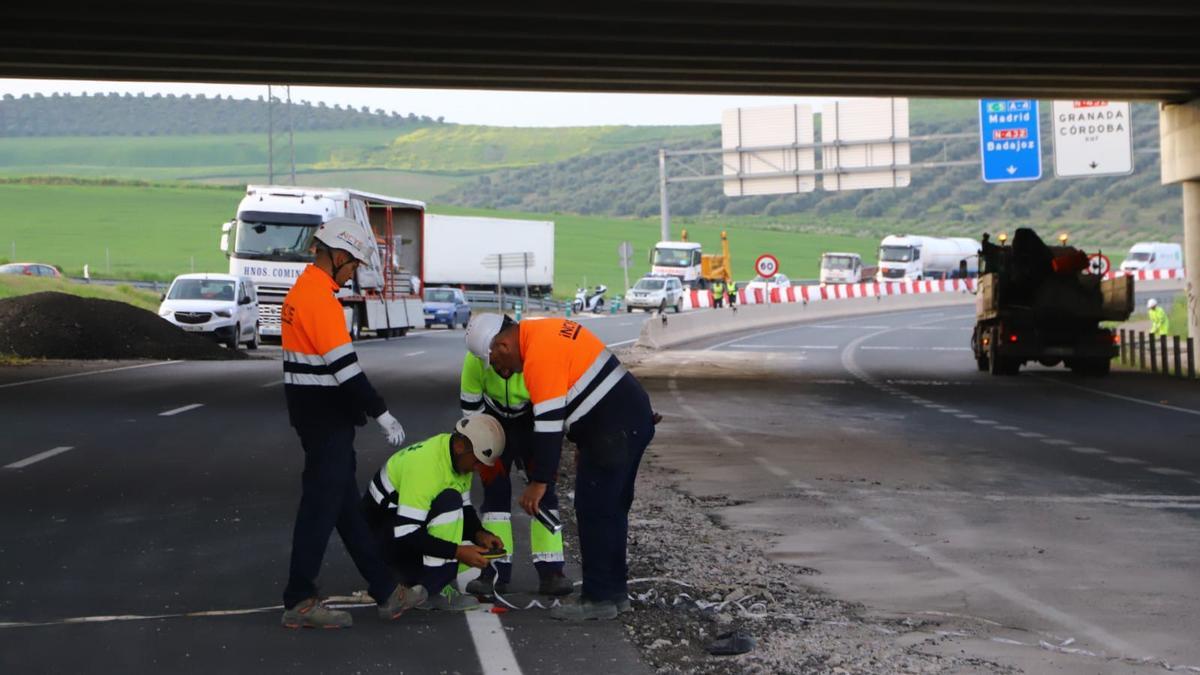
[659,148,670,242]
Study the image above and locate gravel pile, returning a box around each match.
[555,445,1007,674]
[0,292,242,360]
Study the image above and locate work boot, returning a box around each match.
[549,598,618,621]
[377,584,427,621]
[418,586,481,611]
[465,576,509,597]
[281,598,352,629]
[537,574,574,597]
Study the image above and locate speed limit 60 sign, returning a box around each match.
[754,254,780,278]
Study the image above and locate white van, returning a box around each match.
[158,273,260,349]
[1119,242,1183,273]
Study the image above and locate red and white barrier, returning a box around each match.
[1103,268,1185,281]
[734,278,978,306]
[680,289,714,310]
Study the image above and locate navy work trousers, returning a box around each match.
[283,425,395,609]
[571,373,655,603]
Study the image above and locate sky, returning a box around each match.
[0,78,827,127]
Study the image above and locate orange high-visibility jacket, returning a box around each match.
[281,265,386,429]
[520,318,626,482]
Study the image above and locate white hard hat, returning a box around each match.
[313,216,373,264]
[1147,298,1158,309]
[465,313,505,366]
[456,414,505,466]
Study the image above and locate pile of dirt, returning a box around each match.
[0,292,243,360]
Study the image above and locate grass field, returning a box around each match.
[0,274,161,311]
[193,169,470,201]
[1,182,879,296]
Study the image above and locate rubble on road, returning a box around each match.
[0,292,243,360]
[555,446,1011,674]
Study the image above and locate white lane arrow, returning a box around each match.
[1006,165,1018,175]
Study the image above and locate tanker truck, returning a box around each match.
[971,228,1133,376]
[875,235,979,281]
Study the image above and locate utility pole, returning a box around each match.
[659,148,670,242]
[266,84,296,185]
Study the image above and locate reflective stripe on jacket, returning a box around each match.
[460,352,531,418]
[282,265,386,429]
[520,318,626,482]
[364,433,481,560]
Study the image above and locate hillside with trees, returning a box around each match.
[0,92,444,137]
[441,102,1179,245]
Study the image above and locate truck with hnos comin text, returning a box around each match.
[220,185,425,340]
[971,228,1133,377]
[876,235,979,281]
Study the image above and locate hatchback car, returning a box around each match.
[624,275,684,313]
[158,273,259,349]
[0,262,62,278]
[423,287,471,329]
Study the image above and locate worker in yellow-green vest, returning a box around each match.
[459,315,573,597]
[711,279,725,308]
[1148,298,1170,337]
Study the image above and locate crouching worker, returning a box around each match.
[362,415,507,611]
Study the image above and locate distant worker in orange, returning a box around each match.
[466,313,657,621]
[279,216,423,629]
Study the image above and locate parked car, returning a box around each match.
[744,273,792,296]
[423,287,471,329]
[158,273,259,349]
[624,275,684,313]
[0,262,62,278]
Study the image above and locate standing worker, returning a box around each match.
[711,279,725,308]
[727,279,738,308]
[458,317,573,597]
[280,216,422,629]
[361,415,508,611]
[466,314,656,621]
[1148,298,1170,337]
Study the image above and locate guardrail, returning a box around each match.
[1118,330,1196,379]
[464,291,571,314]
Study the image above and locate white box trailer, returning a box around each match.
[423,214,554,295]
[220,185,425,339]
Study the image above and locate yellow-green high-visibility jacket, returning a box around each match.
[460,352,531,419]
[364,433,482,560]
[1149,306,1170,337]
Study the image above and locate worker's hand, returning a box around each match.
[473,530,503,551]
[455,544,491,569]
[519,481,547,516]
[375,411,405,446]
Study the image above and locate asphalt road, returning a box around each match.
[638,295,1200,673]
[0,314,647,675]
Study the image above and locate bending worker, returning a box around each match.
[459,317,573,597]
[280,216,420,629]
[466,314,656,621]
[362,415,507,611]
[1148,298,1170,337]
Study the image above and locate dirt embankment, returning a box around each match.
[0,292,243,360]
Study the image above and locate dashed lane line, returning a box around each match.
[1031,375,1200,418]
[404,351,427,357]
[994,425,1021,431]
[754,456,790,478]
[5,446,75,470]
[466,608,524,675]
[1145,467,1194,477]
[159,403,204,417]
[0,360,178,389]
[972,419,998,425]
[1040,439,1073,446]
[1105,456,1148,465]
[1016,431,1045,438]
[260,380,283,388]
[606,338,638,348]
[1070,447,1107,455]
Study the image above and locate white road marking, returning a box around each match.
[994,425,1021,431]
[954,413,977,419]
[972,419,998,425]
[1016,431,1045,438]
[789,478,826,497]
[940,408,962,413]
[159,403,204,417]
[260,380,283,388]
[0,360,178,389]
[1105,456,1147,465]
[930,346,972,351]
[1032,375,1200,418]
[859,345,913,351]
[1040,439,1073,446]
[754,456,790,477]
[606,338,638,348]
[728,344,838,350]
[1145,467,1194,477]
[5,446,75,470]
[404,351,426,357]
[466,606,524,675]
[1070,447,1106,455]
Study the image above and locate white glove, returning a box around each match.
[376,411,405,446]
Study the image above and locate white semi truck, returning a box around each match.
[423,214,554,295]
[220,185,424,340]
[875,234,979,281]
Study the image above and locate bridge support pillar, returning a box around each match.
[1159,101,1200,342]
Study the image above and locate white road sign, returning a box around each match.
[823,97,911,191]
[1052,100,1133,178]
[721,104,816,197]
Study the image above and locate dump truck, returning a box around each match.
[649,229,731,289]
[971,228,1133,376]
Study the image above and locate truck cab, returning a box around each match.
[819,252,864,285]
[651,241,703,288]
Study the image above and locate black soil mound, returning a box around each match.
[0,292,244,360]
